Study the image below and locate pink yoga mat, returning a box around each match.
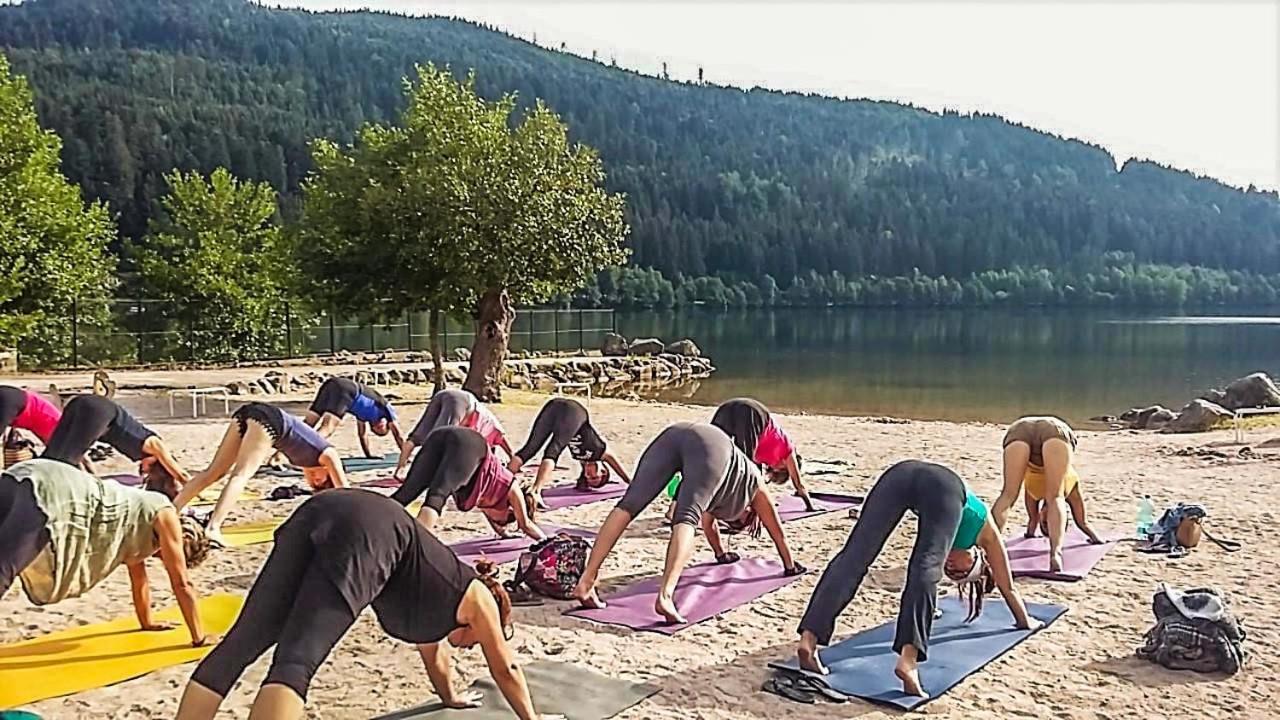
[1005,527,1121,581]
[564,556,802,634]
[777,491,862,522]
[358,476,402,489]
[542,481,628,511]
[449,526,596,567]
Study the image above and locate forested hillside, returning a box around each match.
[2,0,1279,307]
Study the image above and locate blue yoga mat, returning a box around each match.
[259,452,399,477]
[769,596,1066,710]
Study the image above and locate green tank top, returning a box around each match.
[951,487,989,550]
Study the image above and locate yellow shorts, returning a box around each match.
[1024,464,1080,501]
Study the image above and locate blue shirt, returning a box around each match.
[349,391,395,423]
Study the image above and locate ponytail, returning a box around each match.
[473,560,514,640]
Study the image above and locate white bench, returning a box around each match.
[1233,406,1280,443]
[168,386,231,419]
[554,381,592,405]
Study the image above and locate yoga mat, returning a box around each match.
[359,476,403,489]
[449,526,596,567]
[565,556,801,635]
[191,488,264,507]
[104,473,142,486]
[768,596,1066,710]
[259,452,399,477]
[0,594,245,709]
[542,481,628,511]
[1005,527,1121,581]
[221,519,283,547]
[371,660,657,720]
[777,491,862,523]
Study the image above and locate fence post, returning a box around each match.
[285,302,293,359]
[368,322,375,353]
[553,310,559,353]
[135,302,144,365]
[328,312,336,355]
[187,313,195,363]
[528,312,534,352]
[70,298,79,368]
[443,314,449,354]
[406,311,413,352]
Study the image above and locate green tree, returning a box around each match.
[131,168,288,361]
[0,53,116,365]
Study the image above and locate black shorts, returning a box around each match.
[233,403,285,445]
[309,378,358,418]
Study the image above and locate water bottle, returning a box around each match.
[1136,495,1156,539]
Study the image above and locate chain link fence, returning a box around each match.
[43,299,615,368]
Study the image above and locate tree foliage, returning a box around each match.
[0,51,116,364]
[131,167,288,360]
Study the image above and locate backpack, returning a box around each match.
[505,533,591,600]
[1136,586,1247,675]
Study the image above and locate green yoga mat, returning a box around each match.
[370,661,658,720]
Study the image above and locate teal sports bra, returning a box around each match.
[951,487,989,550]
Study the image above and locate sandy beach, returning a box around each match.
[2,384,1276,720]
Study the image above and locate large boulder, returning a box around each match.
[601,333,629,357]
[664,339,701,357]
[226,380,253,396]
[1162,399,1233,434]
[452,348,472,362]
[1127,405,1177,430]
[1215,372,1280,411]
[628,337,665,356]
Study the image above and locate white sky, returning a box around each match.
[273,1,1280,191]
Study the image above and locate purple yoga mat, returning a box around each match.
[104,473,142,486]
[542,481,628,511]
[1005,527,1120,581]
[776,491,862,522]
[449,525,596,567]
[359,476,402,489]
[564,556,802,634]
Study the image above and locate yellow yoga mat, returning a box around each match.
[191,488,264,508]
[0,594,245,709]
[221,520,282,547]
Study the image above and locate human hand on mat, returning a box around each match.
[716,551,741,564]
[1016,618,1043,632]
[784,562,809,577]
[442,690,484,709]
[192,633,221,648]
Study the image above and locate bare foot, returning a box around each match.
[1049,550,1064,573]
[797,645,829,675]
[205,528,228,550]
[654,593,688,625]
[894,663,927,697]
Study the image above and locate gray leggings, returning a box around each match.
[408,389,472,445]
[798,460,965,661]
[616,423,735,527]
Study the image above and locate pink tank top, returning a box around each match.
[457,452,515,512]
[754,420,794,467]
[14,391,61,443]
[464,404,506,448]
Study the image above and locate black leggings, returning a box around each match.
[513,397,588,463]
[408,389,472,445]
[710,398,770,459]
[616,423,734,527]
[798,460,965,661]
[391,426,488,513]
[190,527,357,701]
[0,474,50,596]
[42,394,118,464]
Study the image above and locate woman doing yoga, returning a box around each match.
[42,394,190,484]
[174,402,348,548]
[0,459,214,646]
[507,397,630,508]
[302,377,405,459]
[795,460,1037,697]
[0,385,61,457]
[392,426,545,541]
[175,489,564,720]
[393,389,514,480]
[573,422,806,624]
[991,416,1101,572]
[711,398,814,510]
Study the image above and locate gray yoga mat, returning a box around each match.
[260,452,399,477]
[370,660,658,719]
[768,596,1066,710]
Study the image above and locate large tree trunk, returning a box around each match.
[428,308,445,393]
[463,287,514,402]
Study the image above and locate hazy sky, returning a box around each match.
[273,1,1279,191]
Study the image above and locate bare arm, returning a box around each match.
[126,561,168,631]
[394,439,418,480]
[390,421,406,452]
[496,434,515,463]
[601,451,632,484]
[701,512,727,557]
[751,488,799,571]
[977,520,1035,629]
[1066,487,1102,543]
[143,437,190,484]
[154,509,210,645]
[415,505,442,534]
[321,451,348,489]
[506,486,546,541]
[357,420,374,458]
[785,453,812,508]
[461,585,541,720]
[417,642,470,708]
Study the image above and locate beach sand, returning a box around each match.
[3,388,1276,719]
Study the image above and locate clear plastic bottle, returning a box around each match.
[1136,495,1156,538]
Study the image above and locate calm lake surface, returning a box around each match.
[615,309,1280,426]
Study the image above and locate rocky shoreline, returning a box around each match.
[1099,371,1280,433]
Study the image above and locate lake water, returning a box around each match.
[615,309,1280,426]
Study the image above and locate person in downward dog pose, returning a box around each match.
[301,376,405,459]
[710,398,814,510]
[392,426,546,541]
[0,385,62,462]
[795,460,1037,697]
[991,416,1100,572]
[393,388,514,480]
[173,402,348,547]
[42,394,190,484]
[0,459,215,647]
[573,422,806,624]
[507,396,630,508]
[175,489,564,720]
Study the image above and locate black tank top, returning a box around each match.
[285,489,478,643]
[103,402,156,461]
